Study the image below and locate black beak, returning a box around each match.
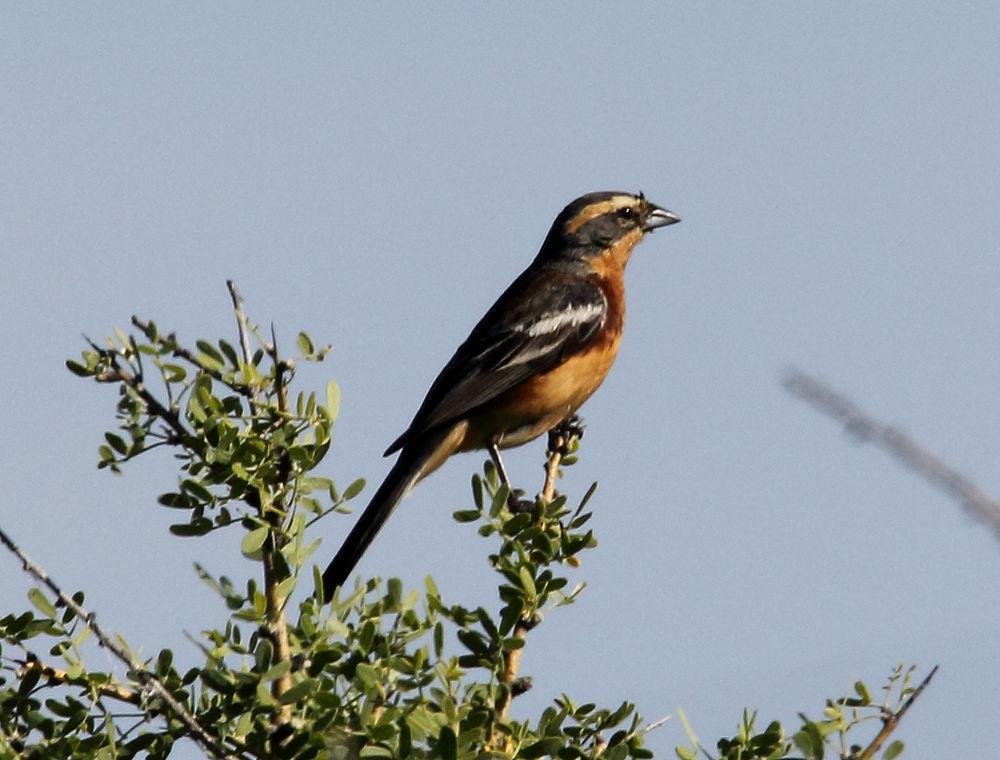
[642,206,681,232]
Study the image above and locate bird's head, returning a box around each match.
[539,191,680,268]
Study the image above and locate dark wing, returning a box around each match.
[385,270,607,455]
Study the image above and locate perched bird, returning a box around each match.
[321,191,679,598]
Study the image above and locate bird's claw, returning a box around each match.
[508,496,535,513]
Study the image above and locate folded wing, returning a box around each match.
[385,272,607,455]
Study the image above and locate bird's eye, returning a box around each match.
[619,207,635,219]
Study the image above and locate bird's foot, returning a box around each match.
[508,494,535,513]
[548,415,585,457]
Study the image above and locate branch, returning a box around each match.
[226,283,293,726]
[783,369,1000,538]
[494,420,578,728]
[854,665,938,760]
[88,338,190,443]
[226,280,254,389]
[0,525,249,760]
[15,656,141,706]
[642,713,673,734]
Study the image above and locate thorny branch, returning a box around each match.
[226,281,294,726]
[0,525,248,760]
[783,369,1000,538]
[227,280,254,393]
[854,666,938,760]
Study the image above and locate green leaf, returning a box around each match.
[433,622,444,657]
[104,432,129,455]
[124,734,159,753]
[196,339,224,365]
[360,746,394,759]
[355,662,378,689]
[793,721,825,760]
[452,509,481,523]
[262,660,291,683]
[71,624,92,649]
[438,726,457,760]
[324,380,341,422]
[500,636,524,651]
[674,747,697,760]
[278,677,317,704]
[518,567,536,598]
[65,359,93,377]
[297,331,315,356]
[676,709,701,755]
[883,741,904,760]
[425,575,440,599]
[158,492,194,509]
[201,668,234,694]
[476,607,499,641]
[27,588,57,618]
[156,648,174,675]
[604,746,628,760]
[386,577,403,609]
[181,479,215,504]
[498,599,523,636]
[241,527,269,558]
[502,512,532,536]
[854,680,872,705]
[275,576,296,603]
[522,737,565,758]
[218,339,240,367]
[17,663,41,695]
[161,363,187,383]
[490,484,510,517]
[343,477,366,500]
[169,518,213,536]
[471,474,484,509]
[457,629,487,655]
[407,705,443,738]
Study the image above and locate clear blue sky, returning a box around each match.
[2,4,998,758]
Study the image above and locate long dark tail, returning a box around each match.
[320,439,438,600]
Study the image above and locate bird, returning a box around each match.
[321,191,680,599]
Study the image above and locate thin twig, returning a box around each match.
[131,315,255,400]
[783,369,1000,538]
[854,666,938,760]
[0,525,248,760]
[87,339,189,442]
[542,437,563,503]
[104,440,172,468]
[642,713,673,734]
[226,281,254,386]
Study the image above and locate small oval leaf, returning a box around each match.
[241,527,269,558]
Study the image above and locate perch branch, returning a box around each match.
[495,421,577,727]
